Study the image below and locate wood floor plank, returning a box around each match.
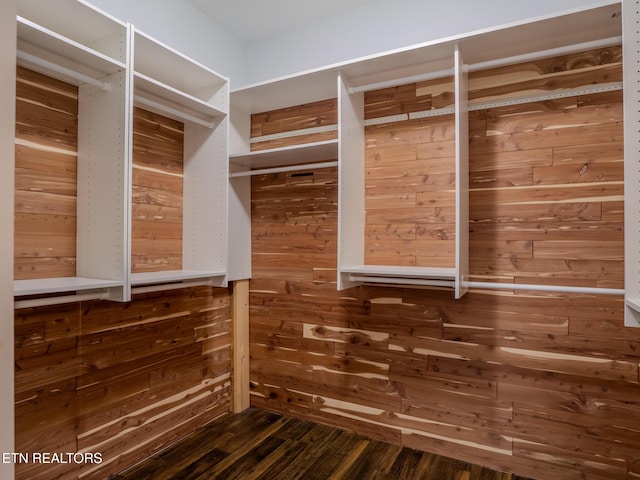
[112,408,535,480]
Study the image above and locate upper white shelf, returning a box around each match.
[133,29,228,115]
[17,0,128,64]
[16,16,126,85]
[229,139,339,171]
[134,73,226,121]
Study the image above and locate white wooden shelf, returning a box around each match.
[133,29,228,115]
[341,265,456,288]
[134,73,226,122]
[229,139,339,174]
[17,0,127,62]
[130,270,226,286]
[14,277,122,296]
[17,17,125,83]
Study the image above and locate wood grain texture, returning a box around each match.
[250,98,338,151]
[131,107,184,273]
[248,47,632,480]
[112,408,531,480]
[14,286,232,479]
[14,67,78,279]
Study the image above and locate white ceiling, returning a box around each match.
[186,0,377,41]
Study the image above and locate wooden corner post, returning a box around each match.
[231,279,250,412]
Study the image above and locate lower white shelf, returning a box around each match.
[341,265,456,287]
[14,276,122,296]
[130,269,226,286]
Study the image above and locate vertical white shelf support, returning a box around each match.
[337,72,365,290]
[227,105,252,281]
[454,45,469,299]
[77,65,131,302]
[624,0,640,327]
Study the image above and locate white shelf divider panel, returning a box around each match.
[454,44,469,299]
[624,0,640,327]
[337,73,365,290]
[131,28,229,290]
[14,0,130,303]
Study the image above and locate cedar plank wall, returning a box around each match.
[14,68,232,479]
[131,107,184,273]
[15,66,78,279]
[249,46,637,479]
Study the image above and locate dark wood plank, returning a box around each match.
[111,408,533,480]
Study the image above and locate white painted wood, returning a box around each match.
[626,297,640,313]
[624,0,640,327]
[130,270,226,286]
[342,265,456,279]
[14,277,122,296]
[76,67,131,302]
[0,2,15,476]
[230,139,339,170]
[227,173,252,281]
[454,44,469,299]
[182,119,228,286]
[14,292,109,309]
[17,0,128,63]
[133,28,228,112]
[229,161,338,178]
[337,73,365,290]
[16,48,112,90]
[133,83,223,124]
[227,106,252,281]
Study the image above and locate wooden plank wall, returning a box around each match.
[365,77,456,267]
[14,286,232,479]
[14,66,78,279]
[131,107,184,273]
[249,46,637,479]
[13,69,232,479]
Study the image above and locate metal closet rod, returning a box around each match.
[134,95,215,129]
[348,35,622,94]
[131,279,216,295]
[230,160,338,178]
[345,271,623,296]
[464,281,624,296]
[348,274,455,288]
[17,50,111,91]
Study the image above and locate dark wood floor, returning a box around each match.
[111,408,533,480]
